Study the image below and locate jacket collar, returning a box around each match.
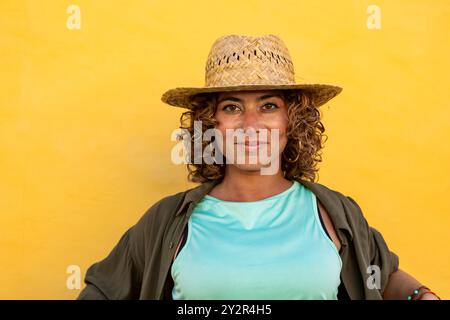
[174,178,353,243]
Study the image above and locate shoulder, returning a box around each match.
[126,187,194,258]
[299,179,360,210]
[137,188,191,226]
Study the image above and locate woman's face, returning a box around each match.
[213,90,289,174]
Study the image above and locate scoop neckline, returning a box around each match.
[203,180,298,204]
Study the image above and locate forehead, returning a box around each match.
[217,89,284,100]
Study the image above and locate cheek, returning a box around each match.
[214,122,232,140]
[268,115,289,143]
[213,117,234,151]
[214,113,236,131]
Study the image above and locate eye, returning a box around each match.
[222,104,241,113]
[261,103,279,111]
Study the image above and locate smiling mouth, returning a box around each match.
[235,140,269,146]
[234,141,269,151]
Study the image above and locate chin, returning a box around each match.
[231,160,278,173]
[234,163,264,172]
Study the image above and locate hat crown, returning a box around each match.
[161,33,342,109]
[204,34,296,87]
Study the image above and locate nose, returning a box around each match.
[241,108,261,132]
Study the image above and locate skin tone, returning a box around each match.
[176,89,439,300]
[384,270,439,300]
[210,89,291,201]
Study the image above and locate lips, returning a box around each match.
[234,141,269,152]
[235,140,268,146]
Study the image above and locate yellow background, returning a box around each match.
[1,0,449,299]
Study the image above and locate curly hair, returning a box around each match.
[177,89,328,183]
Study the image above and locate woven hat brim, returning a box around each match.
[161,84,342,109]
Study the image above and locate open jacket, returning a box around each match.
[77,178,399,300]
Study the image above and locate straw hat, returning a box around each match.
[161,34,342,109]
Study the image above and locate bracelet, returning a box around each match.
[407,285,441,300]
[407,285,429,300]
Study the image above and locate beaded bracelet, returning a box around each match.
[407,285,429,300]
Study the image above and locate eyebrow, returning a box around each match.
[217,93,283,104]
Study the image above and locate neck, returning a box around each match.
[211,165,293,202]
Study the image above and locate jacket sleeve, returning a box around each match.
[346,196,400,296]
[77,220,147,300]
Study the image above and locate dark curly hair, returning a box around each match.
[177,89,328,183]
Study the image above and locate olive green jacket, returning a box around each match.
[77,179,399,300]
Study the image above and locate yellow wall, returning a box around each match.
[1,0,449,299]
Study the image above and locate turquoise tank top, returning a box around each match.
[171,180,342,300]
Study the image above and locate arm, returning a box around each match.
[77,205,150,300]
[383,269,439,300]
[77,226,143,300]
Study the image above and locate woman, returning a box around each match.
[78,34,439,300]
